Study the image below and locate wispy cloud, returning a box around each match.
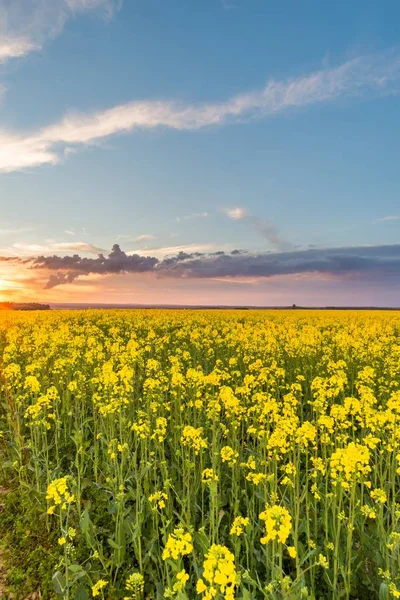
[0,224,35,235]
[0,0,122,63]
[1,50,400,172]
[0,38,38,62]
[134,234,156,242]
[115,234,156,242]
[128,243,233,258]
[176,212,208,222]
[225,207,247,220]
[24,243,400,288]
[224,206,291,250]
[376,215,400,222]
[10,241,104,256]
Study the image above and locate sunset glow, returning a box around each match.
[2,3,400,598]
[0,1,399,306]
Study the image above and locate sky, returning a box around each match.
[1,0,400,306]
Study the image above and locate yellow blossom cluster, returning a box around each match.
[162,527,193,561]
[46,477,75,514]
[2,309,400,597]
[259,505,292,545]
[196,544,237,600]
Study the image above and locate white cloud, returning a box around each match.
[116,234,156,242]
[0,224,35,235]
[177,212,209,222]
[11,241,104,255]
[376,215,400,222]
[0,38,39,62]
[0,0,121,63]
[128,243,234,258]
[135,234,156,242]
[1,50,400,172]
[225,207,248,220]
[223,207,292,251]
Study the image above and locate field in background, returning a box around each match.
[1,309,400,599]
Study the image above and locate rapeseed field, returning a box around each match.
[1,309,400,599]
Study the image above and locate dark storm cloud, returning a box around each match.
[0,256,26,262]
[33,244,158,288]
[28,243,400,288]
[156,244,400,280]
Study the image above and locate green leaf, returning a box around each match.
[52,571,66,595]
[68,564,85,574]
[74,584,89,600]
[194,528,210,555]
[379,583,389,600]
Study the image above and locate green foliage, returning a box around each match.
[1,309,400,599]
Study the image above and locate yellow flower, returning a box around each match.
[181,425,207,454]
[361,504,376,519]
[202,468,219,484]
[92,579,108,597]
[148,491,168,510]
[176,570,189,583]
[330,443,371,484]
[389,582,400,598]
[220,445,239,466]
[46,477,74,512]
[197,545,237,599]
[371,488,387,504]
[196,579,207,593]
[162,528,193,561]
[318,554,329,569]
[246,472,267,485]
[58,537,66,546]
[173,569,189,593]
[287,546,297,558]
[259,505,292,545]
[230,516,249,536]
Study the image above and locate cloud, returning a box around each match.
[134,234,156,242]
[33,243,158,288]
[23,242,400,288]
[2,50,400,171]
[128,243,229,258]
[0,0,121,63]
[376,215,400,222]
[0,225,35,235]
[0,255,24,263]
[224,206,291,250]
[0,38,38,62]
[115,234,157,242]
[225,207,248,220]
[12,241,104,255]
[156,244,400,281]
[176,212,209,222]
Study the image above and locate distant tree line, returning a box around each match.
[0,302,50,311]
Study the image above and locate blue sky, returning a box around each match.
[1,0,400,305]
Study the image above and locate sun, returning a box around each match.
[0,277,21,301]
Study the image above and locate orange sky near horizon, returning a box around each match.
[0,260,398,307]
